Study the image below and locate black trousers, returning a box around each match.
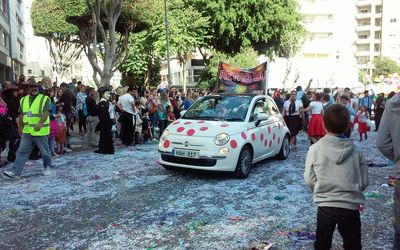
[119,112,136,146]
[78,110,87,133]
[374,111,383,131]
[98,121,114,154]
[315,207,361,250]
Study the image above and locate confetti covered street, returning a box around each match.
[0,131,394,249]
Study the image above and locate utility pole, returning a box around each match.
[164,0,172,87]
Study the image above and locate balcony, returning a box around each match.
[356,12,372,19]
[356,0,382,7]
[355,51,371,56]
[304,21,334,33]
[356,25,372,32]
[356,38,370,44]
[302,41,334,54]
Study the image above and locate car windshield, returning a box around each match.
[183,95,252,121]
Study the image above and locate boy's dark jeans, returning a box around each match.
[394,181,400,249]
[315,206,361,250]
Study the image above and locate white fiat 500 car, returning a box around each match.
[158,93,290,178]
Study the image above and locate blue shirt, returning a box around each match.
[296,90,305,101]
[182,99,193,110]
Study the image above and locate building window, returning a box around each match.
[28,69,32,74]
[1,0,6,16]
[41,70,45,77]
[358,34,368,39]
[390,18,397,23]
[3,31,7,49]
[17,16,23,30]
[17,39,23,52]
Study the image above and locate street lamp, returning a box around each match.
[164,0,172,87]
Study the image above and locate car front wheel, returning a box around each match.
[234,145,253,179]
[276,134,290,160]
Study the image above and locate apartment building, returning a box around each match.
[0,0,26,83]
[267,0,358,89]
[0,0,11,83]
[355,0,400,76]
[380,0,400,64]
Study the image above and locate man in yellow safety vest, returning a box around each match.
[3,78,53,179]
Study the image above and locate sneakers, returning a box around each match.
[43,166,56,176]
[64,148,72,153]
[3,170,19,179]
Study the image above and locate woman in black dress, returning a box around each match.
[95,87,114,154]
[281,90,304,150]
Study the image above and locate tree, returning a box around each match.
[373,57,400,79]
[119,0,210,88]
[186,0,305,58]
[31,0,83,81]
[56,0,151,87]
[119,30,161,87]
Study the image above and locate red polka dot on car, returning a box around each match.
[197,121,205,124]
[273,133,276,140]
[264,140,268,147]
[269,140,272,147]
[268,126,271,134]
[199,127,208,131]
[278,137,281,144]
[177,127,185,133]
[230,140,237,149]
[241,132,247,140]
[251,133,256,141]
[184,121,192,125]
[163,140,170,148]
[260,133,264,141]
[172,121,180,125]
[187,129,195,136]
[278,123,281,129]
[221,124,228,127]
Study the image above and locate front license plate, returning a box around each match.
[172,149,200,159]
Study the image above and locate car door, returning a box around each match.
[248,97,274,160]
[265,97,282,155]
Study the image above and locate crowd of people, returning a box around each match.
[1,75,399,249]
[0,76,209,169]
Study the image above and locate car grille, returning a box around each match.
[161,155,217,167]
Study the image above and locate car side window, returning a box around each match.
[250,99,269,122]
[267,98,279,116]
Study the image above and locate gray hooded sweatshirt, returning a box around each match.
[304,135,369,210]
[376,94,400,174]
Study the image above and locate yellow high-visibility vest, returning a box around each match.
[20,94,50,136]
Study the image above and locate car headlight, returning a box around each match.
[214,133,230,146]
[161,129,169,141]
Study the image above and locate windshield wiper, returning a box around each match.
[190,116,220,120]
[225,118,244,121]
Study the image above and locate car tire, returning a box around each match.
[234,145,253,179]
[162,165,173,170]
[276,134,290,160]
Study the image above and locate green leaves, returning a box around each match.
[373,57,400,78]
[31,0,78,37]
[186,0,305,57]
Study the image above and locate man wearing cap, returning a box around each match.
[3,78,53,179]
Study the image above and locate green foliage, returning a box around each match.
[152,0,210,61]
[119,31,161,86]
[186,0,305,57]
[119,0,210,86]
[31,0,78,36]
[198,47,260,89]
[373,57,400,78]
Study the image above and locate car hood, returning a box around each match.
[167,119,246,137]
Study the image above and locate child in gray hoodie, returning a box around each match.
[304,104,369,250]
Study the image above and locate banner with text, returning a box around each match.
[217,62,267,94]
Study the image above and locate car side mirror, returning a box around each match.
[180,110,187,117]
[255,112,268,126]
